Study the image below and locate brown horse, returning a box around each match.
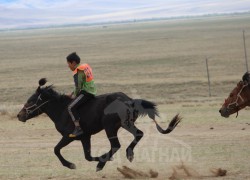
[219,72,250,118]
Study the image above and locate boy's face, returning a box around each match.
[67,61,77,71]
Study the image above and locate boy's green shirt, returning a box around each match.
[73,64,97,96]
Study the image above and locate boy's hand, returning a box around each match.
[67,92,74,99]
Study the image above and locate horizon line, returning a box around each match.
[1,11,249,32]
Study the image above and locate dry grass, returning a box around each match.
[0,14,250,179]
[0,14,250,105]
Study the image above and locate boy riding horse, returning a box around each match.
[66,52,97,138]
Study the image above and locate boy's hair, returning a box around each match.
[67,52,80,64]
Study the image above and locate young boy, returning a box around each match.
[66,52,97,138]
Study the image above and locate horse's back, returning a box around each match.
[96,92,131,99]
[79,92,131,134]
[91,92,131,105]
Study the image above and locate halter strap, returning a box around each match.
[24,94,49,115]
[227,82,249,116]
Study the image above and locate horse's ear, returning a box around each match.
[46,85,54,90]
[39,78,47,86]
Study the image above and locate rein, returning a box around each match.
[24,94,50,116]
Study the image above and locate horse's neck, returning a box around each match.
[43,98,72,133]
[44,97,74,136]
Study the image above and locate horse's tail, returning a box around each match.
[133,99,181,134]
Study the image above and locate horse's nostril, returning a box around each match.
[219,110,221,113]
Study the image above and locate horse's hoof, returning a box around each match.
[69,163,76,169]
[126,149,134,162]
[128,155,134,162]
[96,162,106,172]
[96,167,102,172]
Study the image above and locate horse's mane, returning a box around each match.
[38,78,70,102]
[42,86,70,102]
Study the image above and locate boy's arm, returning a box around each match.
[74,70,85,96]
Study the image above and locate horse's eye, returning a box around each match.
[28,100,35,104]
[229,93,233,97]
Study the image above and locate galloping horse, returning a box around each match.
[17,78,181,171]
[219,72,250,118]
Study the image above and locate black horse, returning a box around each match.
[17,78,181,171]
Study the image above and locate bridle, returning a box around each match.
[226,81,249,117]
[24,94,50,116]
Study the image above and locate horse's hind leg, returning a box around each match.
[54,136,75,169]
[96,121,121,171]
[122,121,144,162]
[80,135,99,161]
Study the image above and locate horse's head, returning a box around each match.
[219,80,250,118]
[17,78,56,122]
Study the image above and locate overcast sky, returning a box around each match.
[1,0,250,29]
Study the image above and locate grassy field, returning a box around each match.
[0,14,250,179]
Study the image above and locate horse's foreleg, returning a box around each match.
[81,135,99,161]
[54,136,75,169]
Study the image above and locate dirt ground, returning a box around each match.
[0,102,250,179]
[0,14,250,179]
